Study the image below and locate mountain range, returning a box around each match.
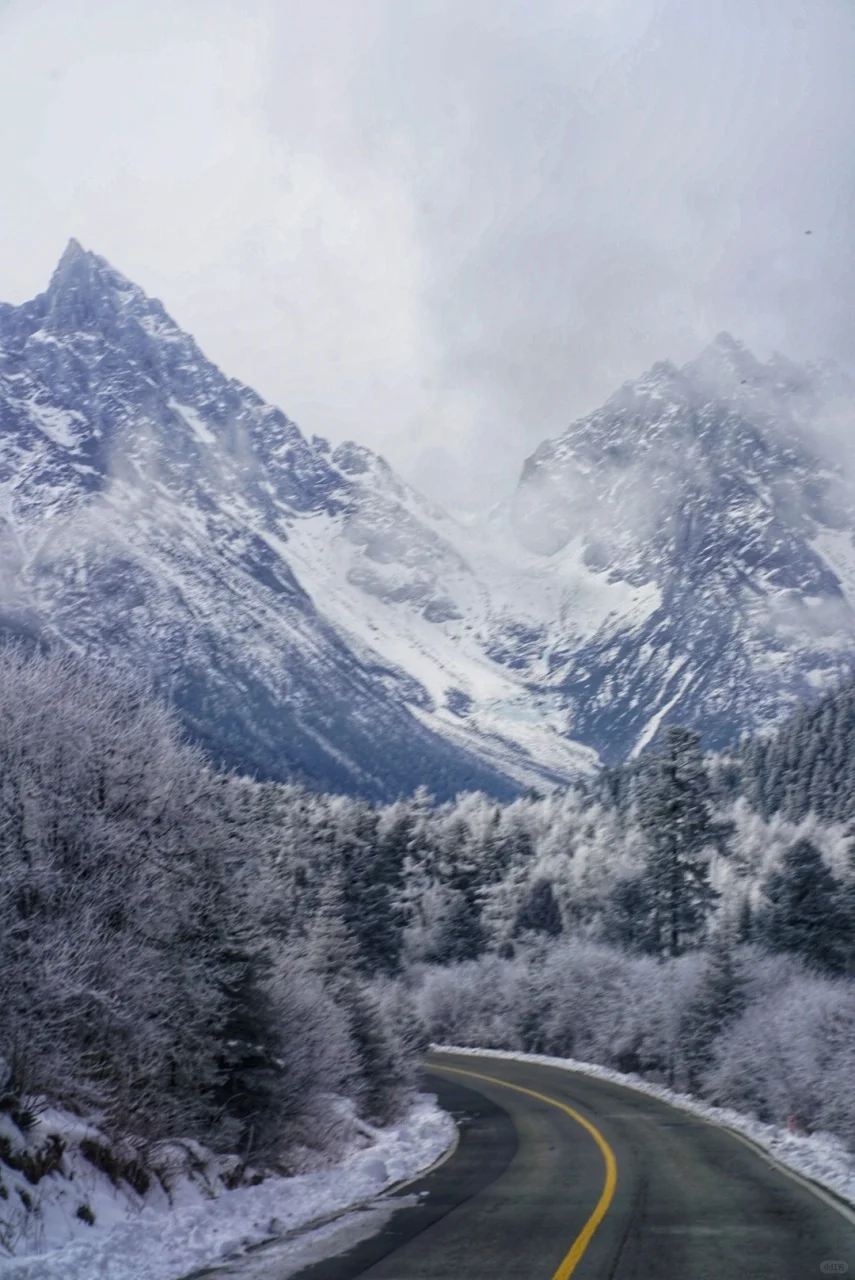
[1,240,853,798]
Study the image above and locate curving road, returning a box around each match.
[287,1048,855,1280]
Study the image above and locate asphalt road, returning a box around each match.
[285,1049,855,1280]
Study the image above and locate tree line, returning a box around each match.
[0,647,413,1171]
[3,644,855,1171]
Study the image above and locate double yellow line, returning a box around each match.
[437,1064,618,1280]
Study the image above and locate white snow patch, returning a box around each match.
[434,1046,855,1212]
[631,658,694,757]
[26,402,82,450]
[0,1097,454,1280]
[168,399,217,447]
[812,528,855,614]
[279,509,622,786]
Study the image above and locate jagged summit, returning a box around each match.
[43,240,109,331]
[46,239,126,309]
[56,236,88,266]
[0,241,180,356]
[508,336,855,757]
[0,247,541,799]
[685,331,770,395]
[2,247,855,785]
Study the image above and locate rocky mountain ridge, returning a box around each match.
[1,241,853,792]
[0,241,530,798]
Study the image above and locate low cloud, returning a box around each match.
[1,0,853,505]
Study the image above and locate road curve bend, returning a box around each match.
[291,1048,855,1280]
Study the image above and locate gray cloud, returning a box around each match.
[1,0,853,506]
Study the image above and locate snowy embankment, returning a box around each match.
[436,1045,855,1213]
[0,1095,455,1280]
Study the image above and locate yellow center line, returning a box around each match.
[434,1063,618,1280]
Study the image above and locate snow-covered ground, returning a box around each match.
[436,1045,855,1214]
[0,1095,455,1280]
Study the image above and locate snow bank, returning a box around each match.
[0,1095,455,1280]
[435,1045,855,1213]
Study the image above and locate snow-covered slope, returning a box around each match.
[281,446,600,782]
[2,243,853,789]
[507,335,855,759]
[0,242,533,799]
[0,1094,454,1277]
[286,334,855,766]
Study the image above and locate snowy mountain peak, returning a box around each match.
[505,338,855,759]
[43,239,143,332]
[0,246,538,799]
[55,235,88,270]
[2,246,855,788]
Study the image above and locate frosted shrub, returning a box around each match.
[413,943,855,1149]
[705,976,855,1142]
[0,646,415,1164]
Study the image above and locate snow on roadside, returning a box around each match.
[0,1095,455,1280]
[435,1044,855,1211]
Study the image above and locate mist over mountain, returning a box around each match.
[1,242,854,790]
[0,240,523,800]
[511,334,855,759]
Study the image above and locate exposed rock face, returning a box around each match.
[2,243,853,788]
[0,241,523,799]
[509,335,855,759]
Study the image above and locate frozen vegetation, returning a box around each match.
[0,647,431,1270]
[3,645,855,1270]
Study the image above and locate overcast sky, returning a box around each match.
[1,0,853,505]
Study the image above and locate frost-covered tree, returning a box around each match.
[0,647,414,1161]
[740,679,855,825]
[428,890,487,964]
[601,875,657,953]
[705,970,855,1141]
[513,878,563,937]
[758,837,849,975]
[680,937,747,1090]
[636,727,725,956]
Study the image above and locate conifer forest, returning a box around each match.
[3,645,854,1183]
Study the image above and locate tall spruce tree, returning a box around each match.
[735,894,754,945]
[308,874,362,995]
[513,878,563,938]
[337,805,396,976]
[307,874,406,1120]
[431,890,487,963]
[842,835,855,978]
[759,837,849,976]
[680,937,747,1091]
[601,875,658,953]
[212,944,285,1156]
[637,726,725,957]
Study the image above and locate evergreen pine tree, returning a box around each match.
[347,985,407,1123]
[735,894,754,945]
[637,726,725,957]
[308,874,362,995]
[212,945,285,1157]
[841,833,855,978]
[737,679,855,827]
[431,891,487,964]
[307,875,406,1122]
[760,837,849,975]
[513,878,563,937]
[601,875,658,953]
[680,937,747,1091]
[356,810,411,975]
